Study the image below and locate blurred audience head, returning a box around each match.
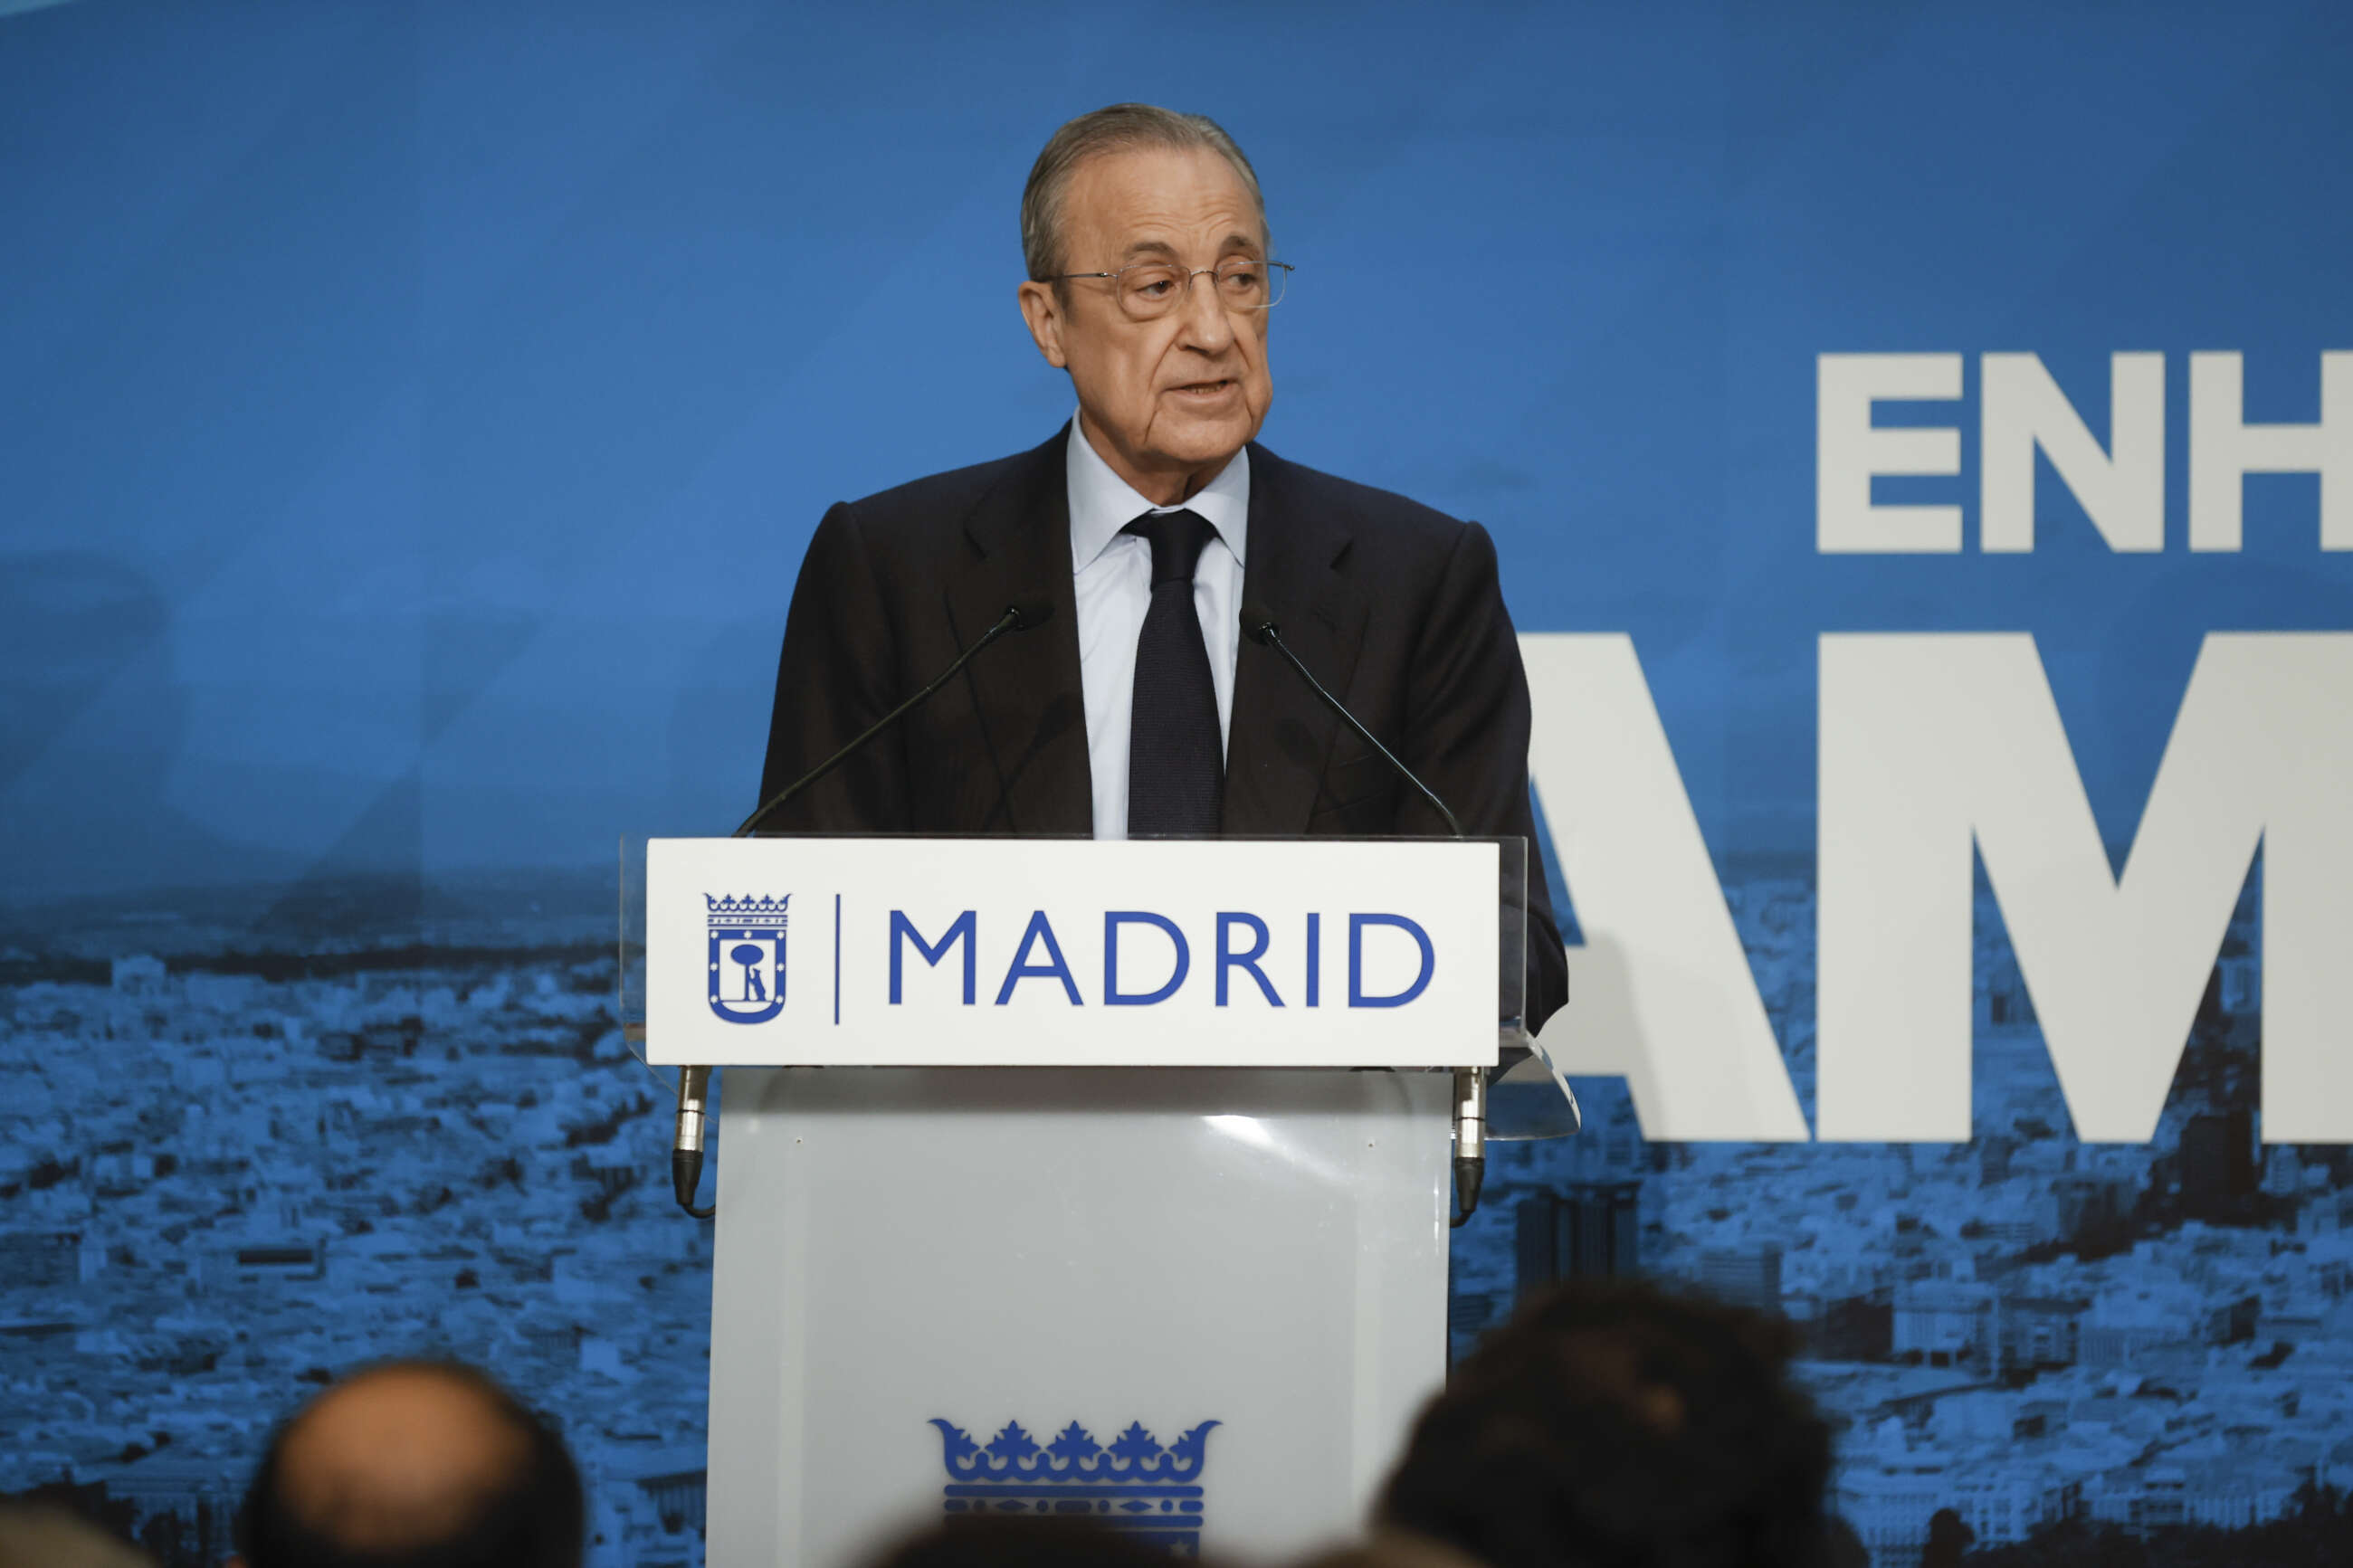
[0,1503,154,1568]
[233,1359,582,1568]
[866,1516,1201,1568]
[1818,1515,1867,1568]
[1377,1280,1832,1568]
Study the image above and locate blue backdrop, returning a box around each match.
[5,2,2351,1565]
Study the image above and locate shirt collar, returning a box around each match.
[1066,413,1250,573]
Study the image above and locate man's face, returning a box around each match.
[1018,145,1273,503]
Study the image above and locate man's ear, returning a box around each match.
[1017,280,1068,369]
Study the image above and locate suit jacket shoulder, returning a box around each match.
[837,433,1063,556]
[1249,445,1473,557]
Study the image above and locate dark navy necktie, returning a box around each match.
[1125,508,1224,836]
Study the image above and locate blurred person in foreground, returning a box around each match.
[1353,1281,1834,1568]
[231,1360,583,1568]
[867,1515,1211,1568]
[0,1503,154,1568]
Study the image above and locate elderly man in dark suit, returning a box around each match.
[757,102,1567,1036]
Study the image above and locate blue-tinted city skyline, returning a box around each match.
[8,870,2344,1568]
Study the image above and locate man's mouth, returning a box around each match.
[1169,379,1237,398]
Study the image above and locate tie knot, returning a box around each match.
[1126,508,1216,590]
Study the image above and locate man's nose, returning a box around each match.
[1176,270,1237,352]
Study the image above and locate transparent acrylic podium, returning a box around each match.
[618,835,1571,1567]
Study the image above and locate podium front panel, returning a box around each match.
[632,835,1513,1067]
[705,1067,1451,1567]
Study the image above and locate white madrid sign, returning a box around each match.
[644,836,1500,1067]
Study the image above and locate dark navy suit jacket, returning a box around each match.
[757,426,1569,1035]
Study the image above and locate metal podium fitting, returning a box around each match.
[672,1063,714,1219]
[1451,1064,1486,1227]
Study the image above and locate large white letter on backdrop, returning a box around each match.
[1980,352,2165,553]
[1522,634,1808,1142]
[1816,353,1964,554]
[2188,351,2353,552]
[1817,633,2353,1145]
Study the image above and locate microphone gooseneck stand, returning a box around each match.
[668,601,1056,1219]
[1237,605,1488,1227]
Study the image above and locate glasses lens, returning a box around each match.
[1214,259,1287,310]
[1215,259,1266,309]
[1119,264,1186,318]
[1112,261,1287,317]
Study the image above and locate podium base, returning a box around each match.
[706,1067,1451,1567]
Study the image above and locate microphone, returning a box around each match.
[732,600,1056,837]
[1239,604,1463,838]
[1239,603,1487,1225]
[672,599,1056,1218]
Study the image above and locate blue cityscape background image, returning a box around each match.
[5,3,2352,1566]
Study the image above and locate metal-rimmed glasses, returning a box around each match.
[1050,256,1293,320]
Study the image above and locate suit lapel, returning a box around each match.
[943,427,1094,835]
[1223,443,1368,834]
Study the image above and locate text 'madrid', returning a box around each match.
[644,837,1501,1068]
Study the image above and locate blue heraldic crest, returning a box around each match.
[707,893,788,1024]
[929,1419,1220,1557]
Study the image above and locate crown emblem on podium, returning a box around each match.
[705,892,790,927]
[929,1420,1220,1556]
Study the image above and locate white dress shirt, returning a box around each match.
[1066,416,1249,840]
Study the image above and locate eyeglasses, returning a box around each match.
[1051,257,1293,320]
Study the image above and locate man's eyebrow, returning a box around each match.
[1115,233,1265,263]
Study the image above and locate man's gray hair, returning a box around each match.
[1021,104,1268,282]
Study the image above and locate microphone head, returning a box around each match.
[1239,603,1279,645]
[1006,601,1056,632]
